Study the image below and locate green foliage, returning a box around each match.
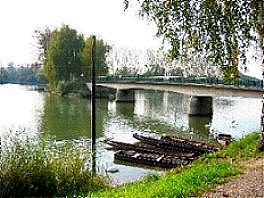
[216,132,263,159]
[115,65,138,75]
[92,132,261,197]
[56,80,81,95]
[94,161,239,198]
[0,134,106,197]
[221,65,240,85]
[0,65,47,85]
[80,36,111,77]
[33,27,53,63]
[44,25,85,89]
[0,67,7,83]
[126,0,264,76]
[36,26,110,90]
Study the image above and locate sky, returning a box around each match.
[0,0,262,78]
[0,0,161,65]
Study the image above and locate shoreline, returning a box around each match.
[90,132,264,197]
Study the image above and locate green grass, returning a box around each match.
[90,132,263,198]
[93,161,239,198]
[0,134,106,197]
[216,132,263,159]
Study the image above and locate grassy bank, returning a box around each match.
[0,134,106,197]
[1,132,262,197]
[91,132,263,198]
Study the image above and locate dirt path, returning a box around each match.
[202,157,264,198]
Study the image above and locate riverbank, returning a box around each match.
[203,157,264,197]
[89,132,263,197]
[47,82,115,99]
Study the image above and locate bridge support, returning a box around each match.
[115,89,135,102]
[188,96,213,116]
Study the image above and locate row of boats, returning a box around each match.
[105,133,230,168]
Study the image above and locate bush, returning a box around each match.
[0,134,106,197]
[56,80,81,95]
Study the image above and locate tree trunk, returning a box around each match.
[258,1,264,151]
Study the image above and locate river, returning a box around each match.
[0,84,262,185]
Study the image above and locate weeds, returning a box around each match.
[0,133,106,197]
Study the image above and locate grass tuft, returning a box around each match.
[0,134,107,197]
[216,132,263,159]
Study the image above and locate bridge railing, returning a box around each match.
[84,75,263,89]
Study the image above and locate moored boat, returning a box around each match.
[104,139,196,158]
[114,150,192,168]
[133,133,218,153]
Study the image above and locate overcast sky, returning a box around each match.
[0,0,262,78]
[0,0,161,65]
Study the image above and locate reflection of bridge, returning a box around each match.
[86,75,264,116]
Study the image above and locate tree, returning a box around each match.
[80,36,111,77]
[125,0,264,149]
[44,25,85,88]
[126,1,262,65]
[33,27,53,64]
[0,67,7,84]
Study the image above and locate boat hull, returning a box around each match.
[133,133,218,153]
[114,150,191,168]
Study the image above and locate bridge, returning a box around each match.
[86,75,264,116]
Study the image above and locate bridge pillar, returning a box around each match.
[188,96,213,116]
[115,89,135,102]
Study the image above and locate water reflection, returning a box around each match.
[188,116,211,134]
[133,90,261,139]
[0,84,262,185]
[40,94,108,140]
[115,102,134,118]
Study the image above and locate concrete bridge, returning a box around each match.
[86,75,264,116]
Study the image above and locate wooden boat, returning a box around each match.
[161,135,218,151]
[114,150,192,168]
[104,139,196,158]
[133,133,218,153]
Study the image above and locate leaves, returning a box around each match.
[127,0,262,73]
[44,25,85,88]
[80,36,111,76]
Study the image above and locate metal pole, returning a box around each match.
[91,35,96,173]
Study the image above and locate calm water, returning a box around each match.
[0,84,262,185]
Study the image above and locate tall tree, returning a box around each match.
[125,0,264,149]
[44,25,85,88]
[80,36,111,76]
[33,27,53,64]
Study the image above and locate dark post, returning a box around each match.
[91,35,97,173]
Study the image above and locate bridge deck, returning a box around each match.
[87,81,264,98]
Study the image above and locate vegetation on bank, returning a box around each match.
[91,132,263,197]
[0,131,262,197]
[0,134,106,197]
[0,64,47,85]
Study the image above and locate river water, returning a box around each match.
[0,84,262,185]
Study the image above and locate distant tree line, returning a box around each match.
[0,63,47,85]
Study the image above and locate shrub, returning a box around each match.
[0,134,106,197]
[56,80,81,95]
